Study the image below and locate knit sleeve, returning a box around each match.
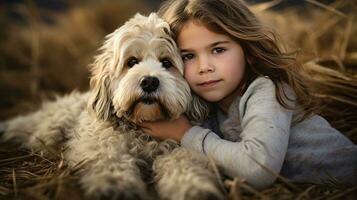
[180,77,294,189]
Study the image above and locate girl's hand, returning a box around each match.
[139,115,192,142]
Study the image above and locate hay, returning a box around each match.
[0,144,84,200]
[253,0,357,142]
[0,0,356,199]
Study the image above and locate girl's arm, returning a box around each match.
[142,77,293,189]
[181,77,294,189]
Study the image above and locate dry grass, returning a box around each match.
[253,0,357,142]
[0,0,356,199]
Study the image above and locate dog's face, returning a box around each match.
[88,13,191,123]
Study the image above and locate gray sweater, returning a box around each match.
[181,77,357,189]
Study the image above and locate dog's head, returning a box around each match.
[88,13,192,123]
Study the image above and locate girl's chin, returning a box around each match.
[197,93,224,103]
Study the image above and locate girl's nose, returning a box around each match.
[198,56,215,74]
[199,65,215,74]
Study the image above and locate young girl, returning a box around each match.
[140,0,357,189]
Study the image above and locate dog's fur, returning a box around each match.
[1,13,224,200]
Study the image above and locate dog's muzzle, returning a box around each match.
[140,76,160,94]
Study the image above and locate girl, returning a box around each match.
[141,0,357,189]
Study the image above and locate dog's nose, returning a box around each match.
[140,76,160,93]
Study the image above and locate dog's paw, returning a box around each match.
[98,188,146,200]
[83,176,148,200]
[184,188,224,200]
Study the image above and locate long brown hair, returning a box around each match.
[158,0,315,122]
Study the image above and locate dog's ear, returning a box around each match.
[88,51,113,121]
[186,94,209,123]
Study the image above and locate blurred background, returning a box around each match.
[0,0,356,137]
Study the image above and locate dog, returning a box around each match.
[0,13,224,200]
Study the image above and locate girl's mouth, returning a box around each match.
[197,79,222,87]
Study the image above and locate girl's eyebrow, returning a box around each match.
[209,41,230,47]
[180,40,230,53]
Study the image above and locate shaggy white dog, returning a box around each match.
[1,13,224,200]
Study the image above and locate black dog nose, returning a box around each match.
[140,76,160,93]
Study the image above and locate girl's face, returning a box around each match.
[177,20,246,106]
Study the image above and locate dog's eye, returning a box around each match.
[127,57,139,68]
[160,58,172,69]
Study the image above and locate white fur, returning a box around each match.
[2,13,223,200]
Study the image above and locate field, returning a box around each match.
[0,0,356,199]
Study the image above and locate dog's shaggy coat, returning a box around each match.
[1,13,223,200]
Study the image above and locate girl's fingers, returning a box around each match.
[140,122,158,130]
[141,127,152,134]
[138,121,150,128]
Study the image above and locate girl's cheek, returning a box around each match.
[183,66,195,86]
[183,71,190,82]
[183,63,190,79]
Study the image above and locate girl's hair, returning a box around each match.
[158,0,316,122]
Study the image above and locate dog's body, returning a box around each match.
[1,13,223,200]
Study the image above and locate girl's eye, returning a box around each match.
[182,54,194,61]
[127,57,139,68]
[160,58,172,69]
[212,47,226,54]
